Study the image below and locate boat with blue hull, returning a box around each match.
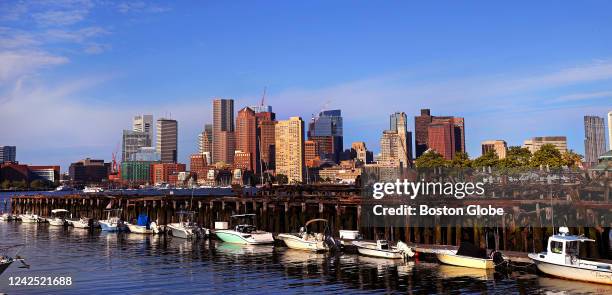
[99,209,126,232]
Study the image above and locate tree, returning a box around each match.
[1,180,10,190]
[562,149,583,168]
[415,150,449,168]
[276,174,288,185]
[30,179,46,189]
[12,180,27,189]
[450,152,472,168]
[530,144,564,168]
[472,150,499,168]
[499,146,532,168]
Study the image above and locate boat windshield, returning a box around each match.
[566,241,579,256]
[551,241,563,254]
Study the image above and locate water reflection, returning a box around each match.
[1,222,611,294]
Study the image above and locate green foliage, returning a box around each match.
[498,146,532,169]
[1,180,11,190]
[530,144,564,168]
[30,179,47,189]
[562,149,583,167]
[415,151,449,168]
[12,180,27,189]
[450,152,472,168]
[472,150,499,168]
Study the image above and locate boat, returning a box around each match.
[18,212,46,223]
[1,245,28,276]
[167,211,208,239]
[528,226,612,285]
[276,219,340,252]
[68,217,96,228]
[352,240,415,259]
[48,209,70,226]
[55,184,75,191]
[125,213,162,234]
[83,186,104,193]
[99,209,126,232]
[0,212,15,221]
[435,242,497,269]
[214,214,274,245]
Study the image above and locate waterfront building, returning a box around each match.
[584,115,606,165]
[308,110,343,163]
[236,107,258,172]
[198,124,213,155]
[121,161,156,184]
[151,163,186,184]
[0,146,16,163]
[481,140,508,159]
[414,109,465,159]
[275,117,305,184]
[156,118,178,163]
[523,136,568,154]
[29,166,60,184]
[122,130,151,162]
[69,158,108,184]
[0,162,29,183]
[213,98,235,164]
[255,111,276,171]
[132,115,153,144]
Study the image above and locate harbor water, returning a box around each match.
[2,221,612,294]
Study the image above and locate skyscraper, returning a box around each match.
[427,121,455,160]
[133,115,153,145]
[275,117,304,183]
[213,99,234,164]
[608,111,612,151]
[414,109,465,159]
[389,112,412,167]
[308,110,343,163]
[236,107,258,172]
[156,118,178,163]
[379,131,402,166]
[122,130,151,162]
[198,124,213,155]
[0,146,16,163]
[584,115,606,164]
[256,111,276,171]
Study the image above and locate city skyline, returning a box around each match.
[1,1,612,169]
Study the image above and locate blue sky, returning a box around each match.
[1,1,612,171]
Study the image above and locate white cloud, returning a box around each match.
[0,50,68,83]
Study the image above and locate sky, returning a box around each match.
[1,0,612,171]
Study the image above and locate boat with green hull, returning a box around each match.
[214,214,274,245]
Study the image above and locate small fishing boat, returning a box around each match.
[352,240,415,259]
[19,212,46,223]
[214,214,274,245]
[99,209,126,232]
[48,209,70,226]
[167,211,208,239]
[528,227,612,285]
[83,186,104,193]
[436,242,498,269]
[68,217,96,228]
[126,213,162,234]
[277,219,340,252]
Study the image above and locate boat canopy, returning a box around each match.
[551,235,595,242]
[305,219,328,227]
[176,210,196,215]
[137,213,150,227]
[231,214,256,218]
[51,209,69,214]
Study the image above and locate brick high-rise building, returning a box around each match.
[156,118,178,163]
[304,140,320,168]
[275,117,304,183]
[213,99,234,164]
[256,111,276,171]
[151,163,186,184]
[189,153,208,181]
[584,115,606,165]
[427,121,455,160]
[236,107,258,172]
[414,109,465,160]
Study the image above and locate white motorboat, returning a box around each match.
[83,186,104,193]
[55,185,75,191]
[19,212,46,223]
[99,209,126,232]
[528,227,612,285]
[125,213,162,234]
[68,217,95,228]
[352,240,414,259]
[277,219,339,252]
[167,211,208,239]
[48,209,70,226]
[1,245,28,276]
[435,241,499,269]
[214,214,274,245]
[0,213,15,221]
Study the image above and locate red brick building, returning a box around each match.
[236,107,258,172]
[151,163,186,184]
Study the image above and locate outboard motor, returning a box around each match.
[490,251,505,266]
